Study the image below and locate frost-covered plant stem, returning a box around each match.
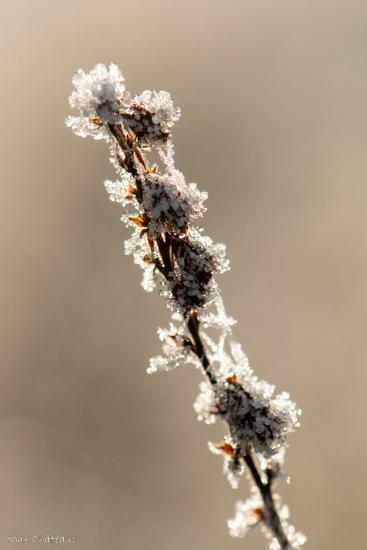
[66,63,306,550]
[244,452,290,548]
[110,129,289,548]
[191,323,290,548]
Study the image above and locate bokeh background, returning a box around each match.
[1,0,366,548]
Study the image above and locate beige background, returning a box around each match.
[1,0,366,548]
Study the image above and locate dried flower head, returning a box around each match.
[121,90,180,144]
[141,170,207,235]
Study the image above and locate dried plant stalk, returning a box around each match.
[66,63,306,550]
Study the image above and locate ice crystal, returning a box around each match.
[264,501,307,550]
[216,378,300,459]
[258,447,289,483]
[228,489,263,537]
[194,381,217,423]
[104,173,135,206]
[69,63,125,121]
[142,169,207,235]
[194,359,300,459]
[229,491,306,549]
[208,439,245,489]
[127,90,181,142]
[148,320,200,374]
[141,263,156,293]
[65,115,109,140]
[170,234,227,314]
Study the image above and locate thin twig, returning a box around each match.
[108,123,291,549]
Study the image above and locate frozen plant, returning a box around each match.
[66,63,306,550]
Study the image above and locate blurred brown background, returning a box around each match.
[1,0,366,548]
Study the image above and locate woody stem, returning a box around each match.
[243,452,290,548]
[109,123,290,550]
[189,315,290,548]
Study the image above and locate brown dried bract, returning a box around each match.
[125,182,137,201]
[134,146,147,169]
[143,254,153,264]
[146,165,158,174]
[252,507,263,520]
[129,213,150,228]
[128,182,137,195]
[124,128,137,146]
[117,154,126,167]
[91,116,103,126]
[147,232,155,253]
[216,442,236,458]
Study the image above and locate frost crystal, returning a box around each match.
[216,378,300,459]
[170,234,227,314]
[208,439,245,489]
[228,489,263,537]
[69,63,125,121]
[148,321,200,374]
[104,173,134,205]
[264,501,307,550]
[142,170,207,235]
[65,115,109,140]
[127,90,181,141]
[194,381,217,423]
[66,62,305,550]
[228,491,306,550]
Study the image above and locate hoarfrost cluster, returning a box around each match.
[197,370,300,460]
[228,490,306,550]
[141,170,207,235]
[66,63,306,550]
